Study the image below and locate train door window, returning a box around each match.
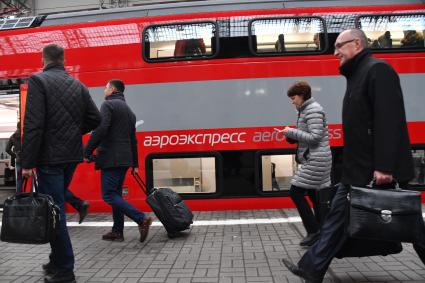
[357,14,425,51]
[259,153,297,192]
[143,22,217,61]
[146,153,221,196]
[0,79,21,204]
[249,17,326,55]
[410,149,425,188]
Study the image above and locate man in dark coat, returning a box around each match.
[281,29,425,283]
[21,44,101,283]
[10,121,89,221]
[84,79,152,243]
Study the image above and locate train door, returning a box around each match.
[0,79,25,205]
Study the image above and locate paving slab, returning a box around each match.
[1,208,424,282]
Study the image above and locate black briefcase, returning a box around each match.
[316,183,403,258]
[348,185,423,243]
[0,177,60,244]
[336,238,402,259]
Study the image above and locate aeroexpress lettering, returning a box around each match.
[143,128,342,148]
[143,132,246,148]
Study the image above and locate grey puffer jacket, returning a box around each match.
[285,98,332,189]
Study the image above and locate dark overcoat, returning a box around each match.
[340,49,414,186]
[84,92,138,170]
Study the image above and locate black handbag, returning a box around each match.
[0,176,60,244]
[348,184,423,243]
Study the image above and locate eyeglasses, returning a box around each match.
[334,39,356,49]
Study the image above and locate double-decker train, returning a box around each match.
[1,0,425,212]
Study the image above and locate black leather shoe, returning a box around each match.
[42,262,57,275]
[102,231,124,242]
[281,259,323,283]
[138,217,153,242]
[78,201,89,224]
[300,231,320,247]
[44,271,76,283]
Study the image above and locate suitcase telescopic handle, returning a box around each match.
[131,171,150,195]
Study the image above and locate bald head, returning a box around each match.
[347,29,368,48]
[334,29,367,66]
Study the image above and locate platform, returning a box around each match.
[1,208,425,282]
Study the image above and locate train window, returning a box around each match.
[150,156,217,194]
[410,149,425,187]
[260,153,296,192]
[249,17,326,55]
[143,22,217,61]
[357,14,425,50]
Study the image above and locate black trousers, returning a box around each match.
[298,183,425,277]
[290,185,320,235]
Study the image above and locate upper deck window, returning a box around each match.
[357,14,425,51]
[249,17,326,55]
[143,22,217,61]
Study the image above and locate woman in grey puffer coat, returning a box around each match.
[280,81,332,247]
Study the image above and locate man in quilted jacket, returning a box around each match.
[21,44,101,283]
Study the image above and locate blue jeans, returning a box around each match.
[36,163,77,273]
[65,189,83,210]
[101,167,145,233]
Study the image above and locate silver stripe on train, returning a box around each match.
[88,74,425,131]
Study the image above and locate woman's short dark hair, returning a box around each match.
[287,81,312,100]
[108,79,125,93]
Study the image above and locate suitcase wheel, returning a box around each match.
[167,231,182,239]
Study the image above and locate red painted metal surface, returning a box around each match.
[67,122,425,212]
[2,3,425,211]
[1,3,425,82]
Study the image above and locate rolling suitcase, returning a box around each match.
[132,172,193,238]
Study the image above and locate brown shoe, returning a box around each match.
[138,217,153,242]
[102,231,124,242]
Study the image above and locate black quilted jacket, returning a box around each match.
[21,64,101,168]
[84,92,139,170]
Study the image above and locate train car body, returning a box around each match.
[1,0,425,211]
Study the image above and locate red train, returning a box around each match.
[1,0,425,211]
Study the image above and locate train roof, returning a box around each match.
[42,0,425,27]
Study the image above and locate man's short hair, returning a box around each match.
[109,79,125,93]
[287,81,312,100]
[349,29,368,48]
[42,44,64,64]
